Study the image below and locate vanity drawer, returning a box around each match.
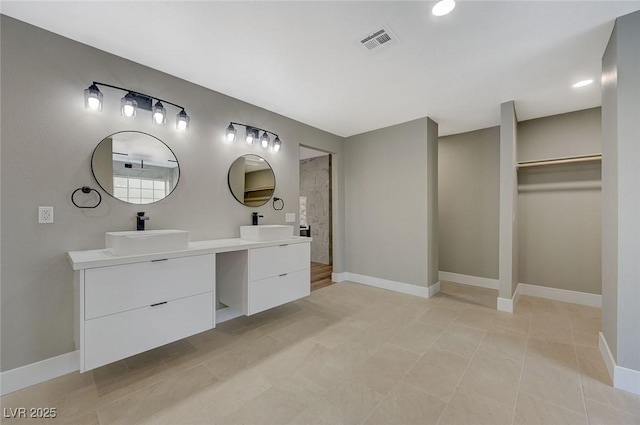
[247,269,310,315]
[84,254,214,319]
[248,243,310,282]
[84,292,213,371]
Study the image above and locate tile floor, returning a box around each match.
[2,281,640,424]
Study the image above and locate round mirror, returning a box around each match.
[228,154,275,207]
[91,131,180,204]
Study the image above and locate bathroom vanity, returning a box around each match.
[68,236,310,372]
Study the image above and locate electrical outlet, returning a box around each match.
[38,206,54,224]
[285,213,296,223]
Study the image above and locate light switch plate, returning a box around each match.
[285,213,296,223]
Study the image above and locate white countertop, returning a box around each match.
[68,237,312,270]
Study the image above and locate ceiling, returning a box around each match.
[2,1,640,137]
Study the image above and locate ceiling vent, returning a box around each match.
[359,26,398,52]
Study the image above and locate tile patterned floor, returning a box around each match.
[2,281,639,424]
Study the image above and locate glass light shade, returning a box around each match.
[84,84,103,111]
[176,109,190,131]
[260,132,270,148]
[246,128,256,144]
[226,124,237,142]
[432,0,456,16]
[152,101,167,125]
[121,93,137,118]
[272,136,281,152]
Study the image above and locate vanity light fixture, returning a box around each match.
[432,0,456,17]
[225,122,282,153]
[83,82,190,131]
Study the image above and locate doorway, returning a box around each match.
[299,146,333,291]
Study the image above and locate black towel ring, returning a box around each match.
[272,197,284,211]
[71,186,102,209]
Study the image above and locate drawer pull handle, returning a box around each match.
[279,244,289,247]
[151,259,168,262]
[279,273,288,277]
[150,301,168,307]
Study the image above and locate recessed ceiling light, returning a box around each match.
[572,79,594,88]
[432,0,456,17]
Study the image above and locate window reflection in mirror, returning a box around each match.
[228,154,275,207]
[91,131,180,204]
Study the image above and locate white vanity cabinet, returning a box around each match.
[75,254,215,372]
[69,236,310,373]
[218,242,310,315]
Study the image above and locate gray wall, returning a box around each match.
[518,108,602,294]
[518,108,602,161]
[439,108,602,297]
[601,16,620,364]
[602,11,640,372]
[426,118,439,287]
[499,101,519,299]
[344,117,433,287]
[0,16,345,371]
[438,126,500,279]
[300,155,331,264]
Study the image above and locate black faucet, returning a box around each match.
[136,212,149,231]
[251,212,264,226]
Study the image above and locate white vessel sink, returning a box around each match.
[240,225,294,242]
[106,230,189,256]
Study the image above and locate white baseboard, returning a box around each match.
[428,281,441,298]
[517,282,601,307]
[497,283,521,313]
[1,350,79,396]
[599,332,640,396]
[344,272,430,298]
[438,271,499,290]
[332,272,348,282]
[216,307,244,324]
[615,366,640,396]
[599,331,615,380]
[497,297,514,313]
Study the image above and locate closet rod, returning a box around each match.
[517,154,602,168]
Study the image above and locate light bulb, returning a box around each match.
[226,124,237,142]
[121,93,137,118]
[123,104,135,117]
[87,97,101,110]
[152,101,166,125]
[84,83,103,111]
[176,109,190,131]
[261,132,270,148]
[246,128,255,144]
[572,79,594,88]
[272,137,281,152]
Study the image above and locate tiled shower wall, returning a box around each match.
[300,155,332,264]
